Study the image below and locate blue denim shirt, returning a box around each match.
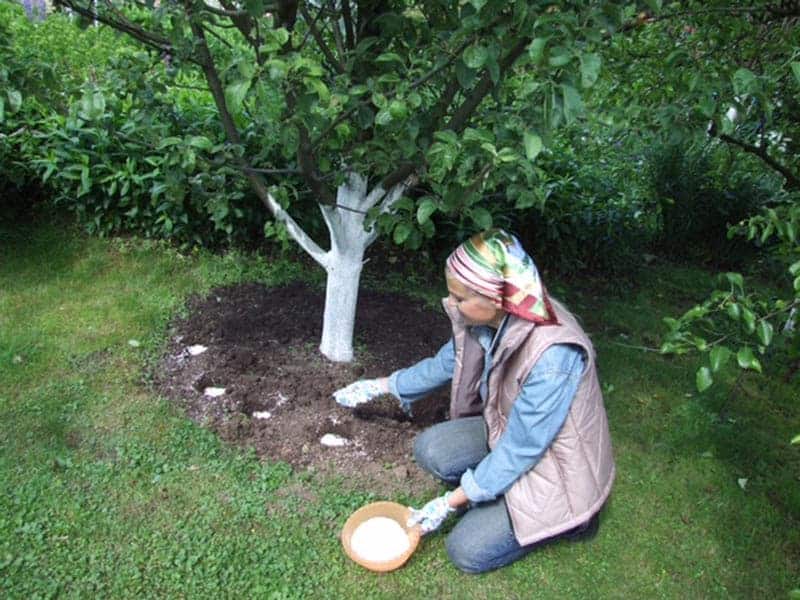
[388,323,585,503]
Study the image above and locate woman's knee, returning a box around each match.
[413,428,445,479]
[445,534,486,574]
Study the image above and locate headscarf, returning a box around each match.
[446,229,558,324]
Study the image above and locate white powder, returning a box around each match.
[252,411,272,420]
[350,516,410,562]
[320,433,349,447]
[203,387,226,397]
[187,344,208,355]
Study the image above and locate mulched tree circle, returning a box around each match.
[156,282,453,494]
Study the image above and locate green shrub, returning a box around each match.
[512,133,658,283]
[647,142,775,266]
[0,6,280,247]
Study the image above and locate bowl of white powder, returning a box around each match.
[341,501,421,572]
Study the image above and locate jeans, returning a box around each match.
[413,416,598,574]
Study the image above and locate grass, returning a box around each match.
[1,222,798,598]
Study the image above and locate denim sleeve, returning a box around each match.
[460,344,585,503]
[388,339,455,414]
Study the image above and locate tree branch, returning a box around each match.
[447,36,529,133]
[718,133,800,190]
[299,4,345,74]
[297,127,336,204]
[341,0,355,49]
[55,0,173,56]
[188,15,327,264]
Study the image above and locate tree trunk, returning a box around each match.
[319,251,364,362]
[316,172,407,362]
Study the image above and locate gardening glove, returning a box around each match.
[333,378,386,408]
[407,492,456,535]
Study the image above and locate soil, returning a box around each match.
[156,282,453,496]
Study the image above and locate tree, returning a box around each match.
[54,0,632,361]
[604,2,800,421]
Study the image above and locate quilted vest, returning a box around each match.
[443,297,615,546]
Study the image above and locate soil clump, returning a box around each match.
[156,282,453,495]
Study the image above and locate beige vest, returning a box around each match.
[444,298,615,546]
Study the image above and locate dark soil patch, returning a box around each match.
[156,282,452,496]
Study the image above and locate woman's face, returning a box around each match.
[445,270,505,327]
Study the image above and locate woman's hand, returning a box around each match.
[407,489,467,534]
[332,378,389,408]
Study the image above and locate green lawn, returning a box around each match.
[1,222,798,598]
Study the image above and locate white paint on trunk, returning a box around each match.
[264,171,414,362]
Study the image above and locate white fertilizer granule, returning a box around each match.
[187,344,208,356]
[252,411,272,420]
[203,387,226,397]
[320,433,349,447]
[350,517,410,562]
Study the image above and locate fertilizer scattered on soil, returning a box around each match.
[350,516,410,562]
[320,433,350,447]
[203,386,226,397]
[252,410,272,420]
[187,344,208,355]
[155,282,453,495]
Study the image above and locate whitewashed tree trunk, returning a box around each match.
[262,171,411,362]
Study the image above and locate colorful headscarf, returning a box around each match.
[446,229,557,324]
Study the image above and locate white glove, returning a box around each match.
[407,492,456,534]
[332,378,386,408]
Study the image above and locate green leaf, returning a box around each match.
[724,272,744,289]
[186,136,213,151]
[463,45,489,70]
[523,132,543,161]
[470,207,493,230]
[528,38,548,64]
[388,100,407,119]
[469,0,487,9]
[375,52,405,65]
[756,320,774,346]
[7,89,22,114]
[697,96,716,119]
[696,366,713,392]
[496,148,518,163]
[433,130,459,146]
[0,96,4,123]
[157,137,183,149]
[416,198,437,224]
[580,53,601,88]
[307,79,330,104]
[463,128,493,144]
[375,109,392,126]
[267,59,288,80]
[726,302,740,321]
[79,165,91,197]
[562,85,584,124]
[548,47,572,68]
[709,346,732,372]
[393,223,411,244]
[741,307,756,333]
[736,346,762,372]
[791,434,800,445]
[794,275,800,292]
[789,260,800,276]
[455,60,477,88]
[225,80,252,113]
[732,68,756,95]
[791,62,800,86]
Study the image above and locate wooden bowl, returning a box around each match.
[341,501,421,572]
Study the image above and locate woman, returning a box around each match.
[333,229,615,573]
